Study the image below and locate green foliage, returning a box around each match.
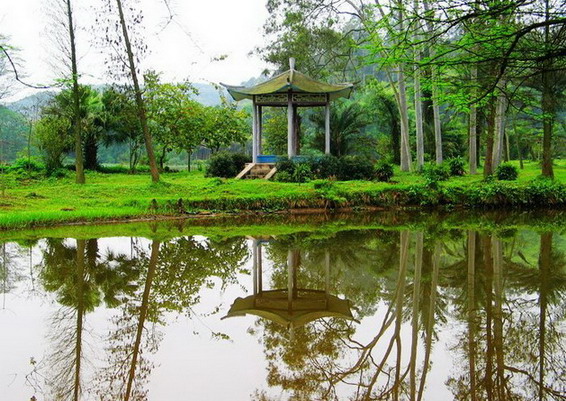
[292,162,314,183]
[202,104,249,153]
[496,163,519,181]
[374,161,394,182]
[310,102,371,157]
[447,157,466,176]
[338,156,374,181]
[34,116,73,173]
[0,106,29,162]
[97,164,150,174]
[8,157,45,173]
[311,154,340,178]
[422,162,450,187]
[262,109,288,155]
[206,152,251,178]
[275,157,295,174]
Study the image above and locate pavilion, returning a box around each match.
[222,239,357,334]
[222,58,354,178]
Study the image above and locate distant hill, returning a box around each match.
[3,82,229,113]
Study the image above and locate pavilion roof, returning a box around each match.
[222,289,356,329]
[222,69,354,101]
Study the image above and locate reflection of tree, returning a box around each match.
[253,231,431,400]
[447,232,566,401]
[0,241,24,308]
[254,228,566,401]
[95,235,249,400]
[39,238,141,401]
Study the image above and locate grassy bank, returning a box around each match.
[0,160,564,230]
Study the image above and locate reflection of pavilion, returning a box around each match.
[223,239,356,329]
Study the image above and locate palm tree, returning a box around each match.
[310,102,370,157]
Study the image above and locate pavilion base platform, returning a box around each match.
[235,163,277,180]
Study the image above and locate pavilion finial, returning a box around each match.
[288,57,295,83]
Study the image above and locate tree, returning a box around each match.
[34,115,72,172]
[47,0,86,183]
[100,0,160,183]
[143,71,203,171]
[310,101,370,157]
[101,86,143,173]
[201,104,248,153]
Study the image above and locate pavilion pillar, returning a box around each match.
[287,93,295,158]
[258,106,263,156]
[325,100,331,155]
[252,100,258,163]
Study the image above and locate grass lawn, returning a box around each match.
[0,159,564,230]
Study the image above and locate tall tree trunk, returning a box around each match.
[538,232,551,401]
[413,1,424,170]
[114,0,160,183]
[73,239,85,401]
[469,64,478,174]
[541,0,554,178]
[125,240,160,401]
[467,231,477,401]
[187,149,191,172]
[66,0,85,184]
[423,0,442,164]
[484,98,497,177]
[492,87,507,170]
[398,69,411,172]
[410,232,423,400]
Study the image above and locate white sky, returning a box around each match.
[1,0,270,99]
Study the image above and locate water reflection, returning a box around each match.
[223,240,356,335]
[1,225,565,400]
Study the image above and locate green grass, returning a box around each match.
[0,160,564,230]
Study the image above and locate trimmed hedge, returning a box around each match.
[275,155,379,182]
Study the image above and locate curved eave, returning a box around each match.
[222,293,357,328]
[221,69,354,102]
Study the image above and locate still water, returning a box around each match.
[1,214,565,400]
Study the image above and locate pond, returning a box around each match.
[1,211,565,400]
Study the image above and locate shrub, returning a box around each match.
[275,157,295,174]
[447,157,466,176]
[422,162,450,185]
[274,171,293,182]
[8,157,45,173]
[206,152,238,178]
[496,163,518,181]
[292,162,314,183]
[231,153,251,172]
[375,161,394,182]
[311,155,340,179]
[338,156,374,181]
[312,179,334,191]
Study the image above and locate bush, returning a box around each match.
[496,163,518,181]
[375,161,394,182]
[292,162,314,183]
[447,157,466,176]
[312,179,334,191]
[8,157,45,173]
[311,155,340,179]
[205,152,251,178]
[338,156,374,181]
[422,162,450,189]
[275,157,295,174]
[231,153,251,172]
[206,152,238,178]
[422,162,450,185]
[274,171,293,182]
